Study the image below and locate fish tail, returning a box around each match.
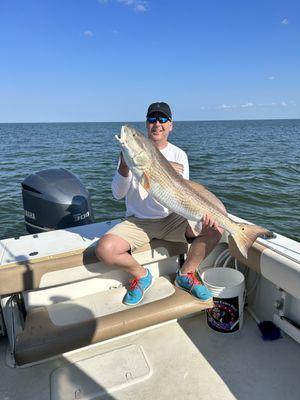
[232,223,273,259]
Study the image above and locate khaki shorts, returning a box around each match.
[106,213,190,251]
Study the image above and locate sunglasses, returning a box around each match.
[147,116,170,124]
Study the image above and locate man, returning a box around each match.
[95,102,224,306]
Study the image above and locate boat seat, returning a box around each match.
[14,277,213,365]
[0,239,188,295]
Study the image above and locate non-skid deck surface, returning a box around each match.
[14,278,213,365]
[43,276,176,325]
[51,344,152,400]
[0,313,299,400]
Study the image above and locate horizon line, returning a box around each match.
[1,117,299,124]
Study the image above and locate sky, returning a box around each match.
[0,0,299,122]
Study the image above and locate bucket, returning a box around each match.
[201,268,245,333]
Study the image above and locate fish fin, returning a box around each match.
[140,172,151,190]
[232,223,273,259]
[187,220,202,236]
[138,184,149,200]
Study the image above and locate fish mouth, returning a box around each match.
[115,125,126,146]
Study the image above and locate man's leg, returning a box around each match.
[175,221,224,301]
[181,224,223,274]
[95,219,154,305]
[95,234,147,278]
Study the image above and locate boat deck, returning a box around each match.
[0,311,299,400]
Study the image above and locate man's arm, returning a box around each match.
[118,153,130,177]
[111,152,132,200]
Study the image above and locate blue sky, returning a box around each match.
[1,0,299,122]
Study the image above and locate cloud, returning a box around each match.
[268,76,275,80]
[117,0,148,12]
[135,3,148,12]
[281,18,289,25]
[83,30,94,37]
[256,102,293,108]
[241,102,254,108]
[98,0,148,12]
[218,104,235,109]
[215,101,295,110]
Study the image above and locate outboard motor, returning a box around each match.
[22,168,94,234]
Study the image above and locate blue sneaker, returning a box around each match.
[123,269,153,306]
[175,270,213,301]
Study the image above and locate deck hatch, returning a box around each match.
[50,344,151,399]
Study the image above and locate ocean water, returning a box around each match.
[0,119,299,242]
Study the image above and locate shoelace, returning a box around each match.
[128,278,142,292]
[186,272,202,288]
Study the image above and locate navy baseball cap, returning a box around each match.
[146,102,172,120]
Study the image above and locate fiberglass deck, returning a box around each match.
[0,312,299,400]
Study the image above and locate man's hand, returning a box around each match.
[170,162,184,175]
[118,152,129,177]
[202,214,219,230]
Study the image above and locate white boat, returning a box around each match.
[0,212,299,399]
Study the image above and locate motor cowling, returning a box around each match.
[21,168,94,234]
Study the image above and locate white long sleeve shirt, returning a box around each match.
[112,142,189,219]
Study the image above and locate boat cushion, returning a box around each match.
[0,239,188,295]
[14,281,213,365]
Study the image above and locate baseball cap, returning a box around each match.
[146,102,172,120]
